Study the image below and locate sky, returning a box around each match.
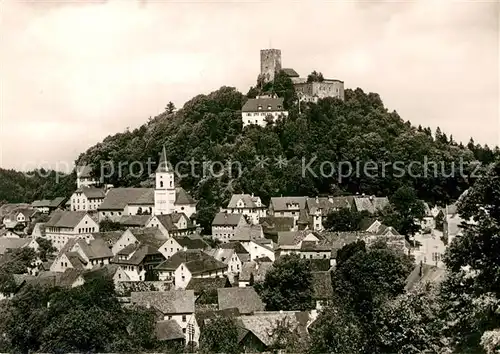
[0,0,498,172]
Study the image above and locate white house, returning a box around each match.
[211,213,248,243]
[269,197,308,228]
[44,210,99,250]
[158,235,209,260]
[224,194,267,225]
[70,187,106,212]
[111,227,166,255]
[98,188,155,222]
[276,230,331,260]
[241,96,288,128]
[131,290,195,342]
[111,243,166,281]
[204,248,243,275]
[146,213,197,238]
[156,250,228,289]
[76,165,98,189]
[411,230,446,268]
[70,238,114,269]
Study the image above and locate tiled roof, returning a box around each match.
[219,241,249,255]
[175,235,209,250]
[311,271,333,300]
[130,290,195,314]
[0,237,34,255]
[45,210,88,228]
[156,146,173,173]
[212,212,245,226]
[78,187,106,199]
[270,196,307,211]
[242,97,285,112]
[128,227,167,248]
[91,230,123,247]
[281,68,300,77]
[81,264,120,281]
[186,277,229,294]
[66,252,87,269]
[175,187,196,205]
[277,230,313,246]
[55,238,79,259]
[15,208,37,219]
[239,261,273,283]
[156,250,227,275]
[118,215,151,227]
[306,196,354,215]
[49,197,67,208]
[218,287,264,314]
[77,165,93,178]
[300,241,331,251]
[204,248,234,265]
[231,224,263,242]
[75,238,113,260]
[259,216,295,233]
[227,194,264,209]
[98,188,154,210]
[58,268,84,287]
[154,213,194,231]
[155,320,185,341]
[113,244,162,266]
[353,196,390,214]
[32,200,51,208]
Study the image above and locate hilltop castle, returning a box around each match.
[259,48,345,102]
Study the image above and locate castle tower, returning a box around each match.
[154,146,176,215]
[260,49,282,84]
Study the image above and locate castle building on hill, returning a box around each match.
[258,48,345,102]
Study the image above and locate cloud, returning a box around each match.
[0,0,498,170]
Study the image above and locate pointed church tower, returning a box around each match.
[154,146,176,215]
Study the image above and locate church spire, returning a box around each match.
[157,145,172,173]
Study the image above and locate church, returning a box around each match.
[96,146,197,222]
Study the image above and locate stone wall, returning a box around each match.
[260,49,282,83]
[294,79,345,102]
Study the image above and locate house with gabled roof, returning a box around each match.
[158,234,209,260]
[306,196,354,231]
[186,276,231,307]
[311,271,333,310]
[44,210,99,250]
[239,260,273,288]
[112,242,166,281]
[276,230,330,260]
[91,230,123,249]
[147,212,197,238]
[118,214,151,228]
[212,212,248,243]
[224,193,267,225]
[353,195,390,214]
[98,188,155,222]
[70,187,106,212]
[218,287,264,315]
[76,164,98,189]
[241,96,288,128]
[70,238,114,269]
[204,248,243,275]
[0,237,39,256]
[269,196,307,229]
[220,242,251,263]
[32,200,52,214]
[111,227,166,255]
[130,290,195,342]
[156,250,228,289]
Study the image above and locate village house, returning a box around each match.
[238,260,273,287]
[306,196,354,231]
[146,212,197,238]
[70,187,106,212]
[204,247,244,275]
[3,207,38,229]
[0,237,39,256]
[241,95,288,128]
[211,212,248,243]
[217,287,265,315]
[311,271,334,311]
[50,239,88,273]
[363,219,401,236]
[76,165,98,189]
[224,194,267,225]
[353,195,390,214]
[118,214,152,228]
[219,242,251,263]
[98,188,155,222]
[70,238,114,269]
[44,210,99,250]
[111,227,166,255]
[276,230,331,260]
[130,290,195,341]
[155,250,228,289]
[159,235,210,260]
[31,200,51,214]
[410,230,446,268]
[269,196,308,228]
[111,243,166,281]
[91,230,123,249]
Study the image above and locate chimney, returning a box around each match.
[315,196,319,203]
[328,196,333,204]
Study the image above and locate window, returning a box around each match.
[160,181,163,188]
[181,276,185,281]
[182,328,186,334]
[182,315,187,322]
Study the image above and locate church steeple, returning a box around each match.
[157,145,172,173]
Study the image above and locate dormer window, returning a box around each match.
[267,105,272,110]
[258,106,262,110]
[277,105,282,109]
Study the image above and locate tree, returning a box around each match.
[199,316,239,354]
[255,254,314,311]
[324,208,369,231]
[307,70,324,83]
[383,186,426,236]
[441,160,500,352]
[36,238,56,261]
[99,219,126,232]
[165,101,176,114]
[0,247,37,274]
